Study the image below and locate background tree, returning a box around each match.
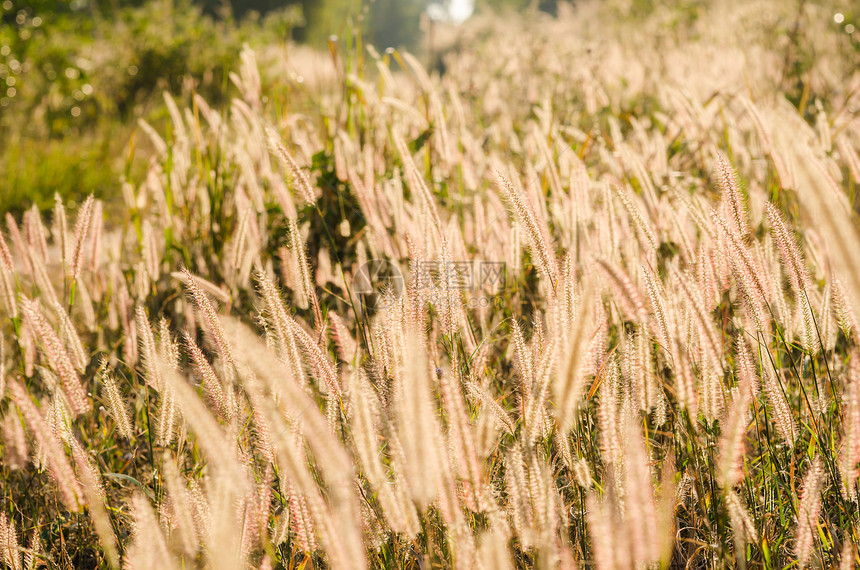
[474,0,559,16]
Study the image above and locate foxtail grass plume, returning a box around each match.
[19,297,90,416]
[8,379,83,511]
[0,513,20,570]
[794,458,825,568]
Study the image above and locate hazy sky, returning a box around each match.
[449,0,475,22]
[428,0,475,23]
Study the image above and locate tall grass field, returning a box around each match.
[2,0,860,568]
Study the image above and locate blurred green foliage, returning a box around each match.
[190,0,432,49]
[0,0,303,214]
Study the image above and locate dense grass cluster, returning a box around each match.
[1,0,860,568]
